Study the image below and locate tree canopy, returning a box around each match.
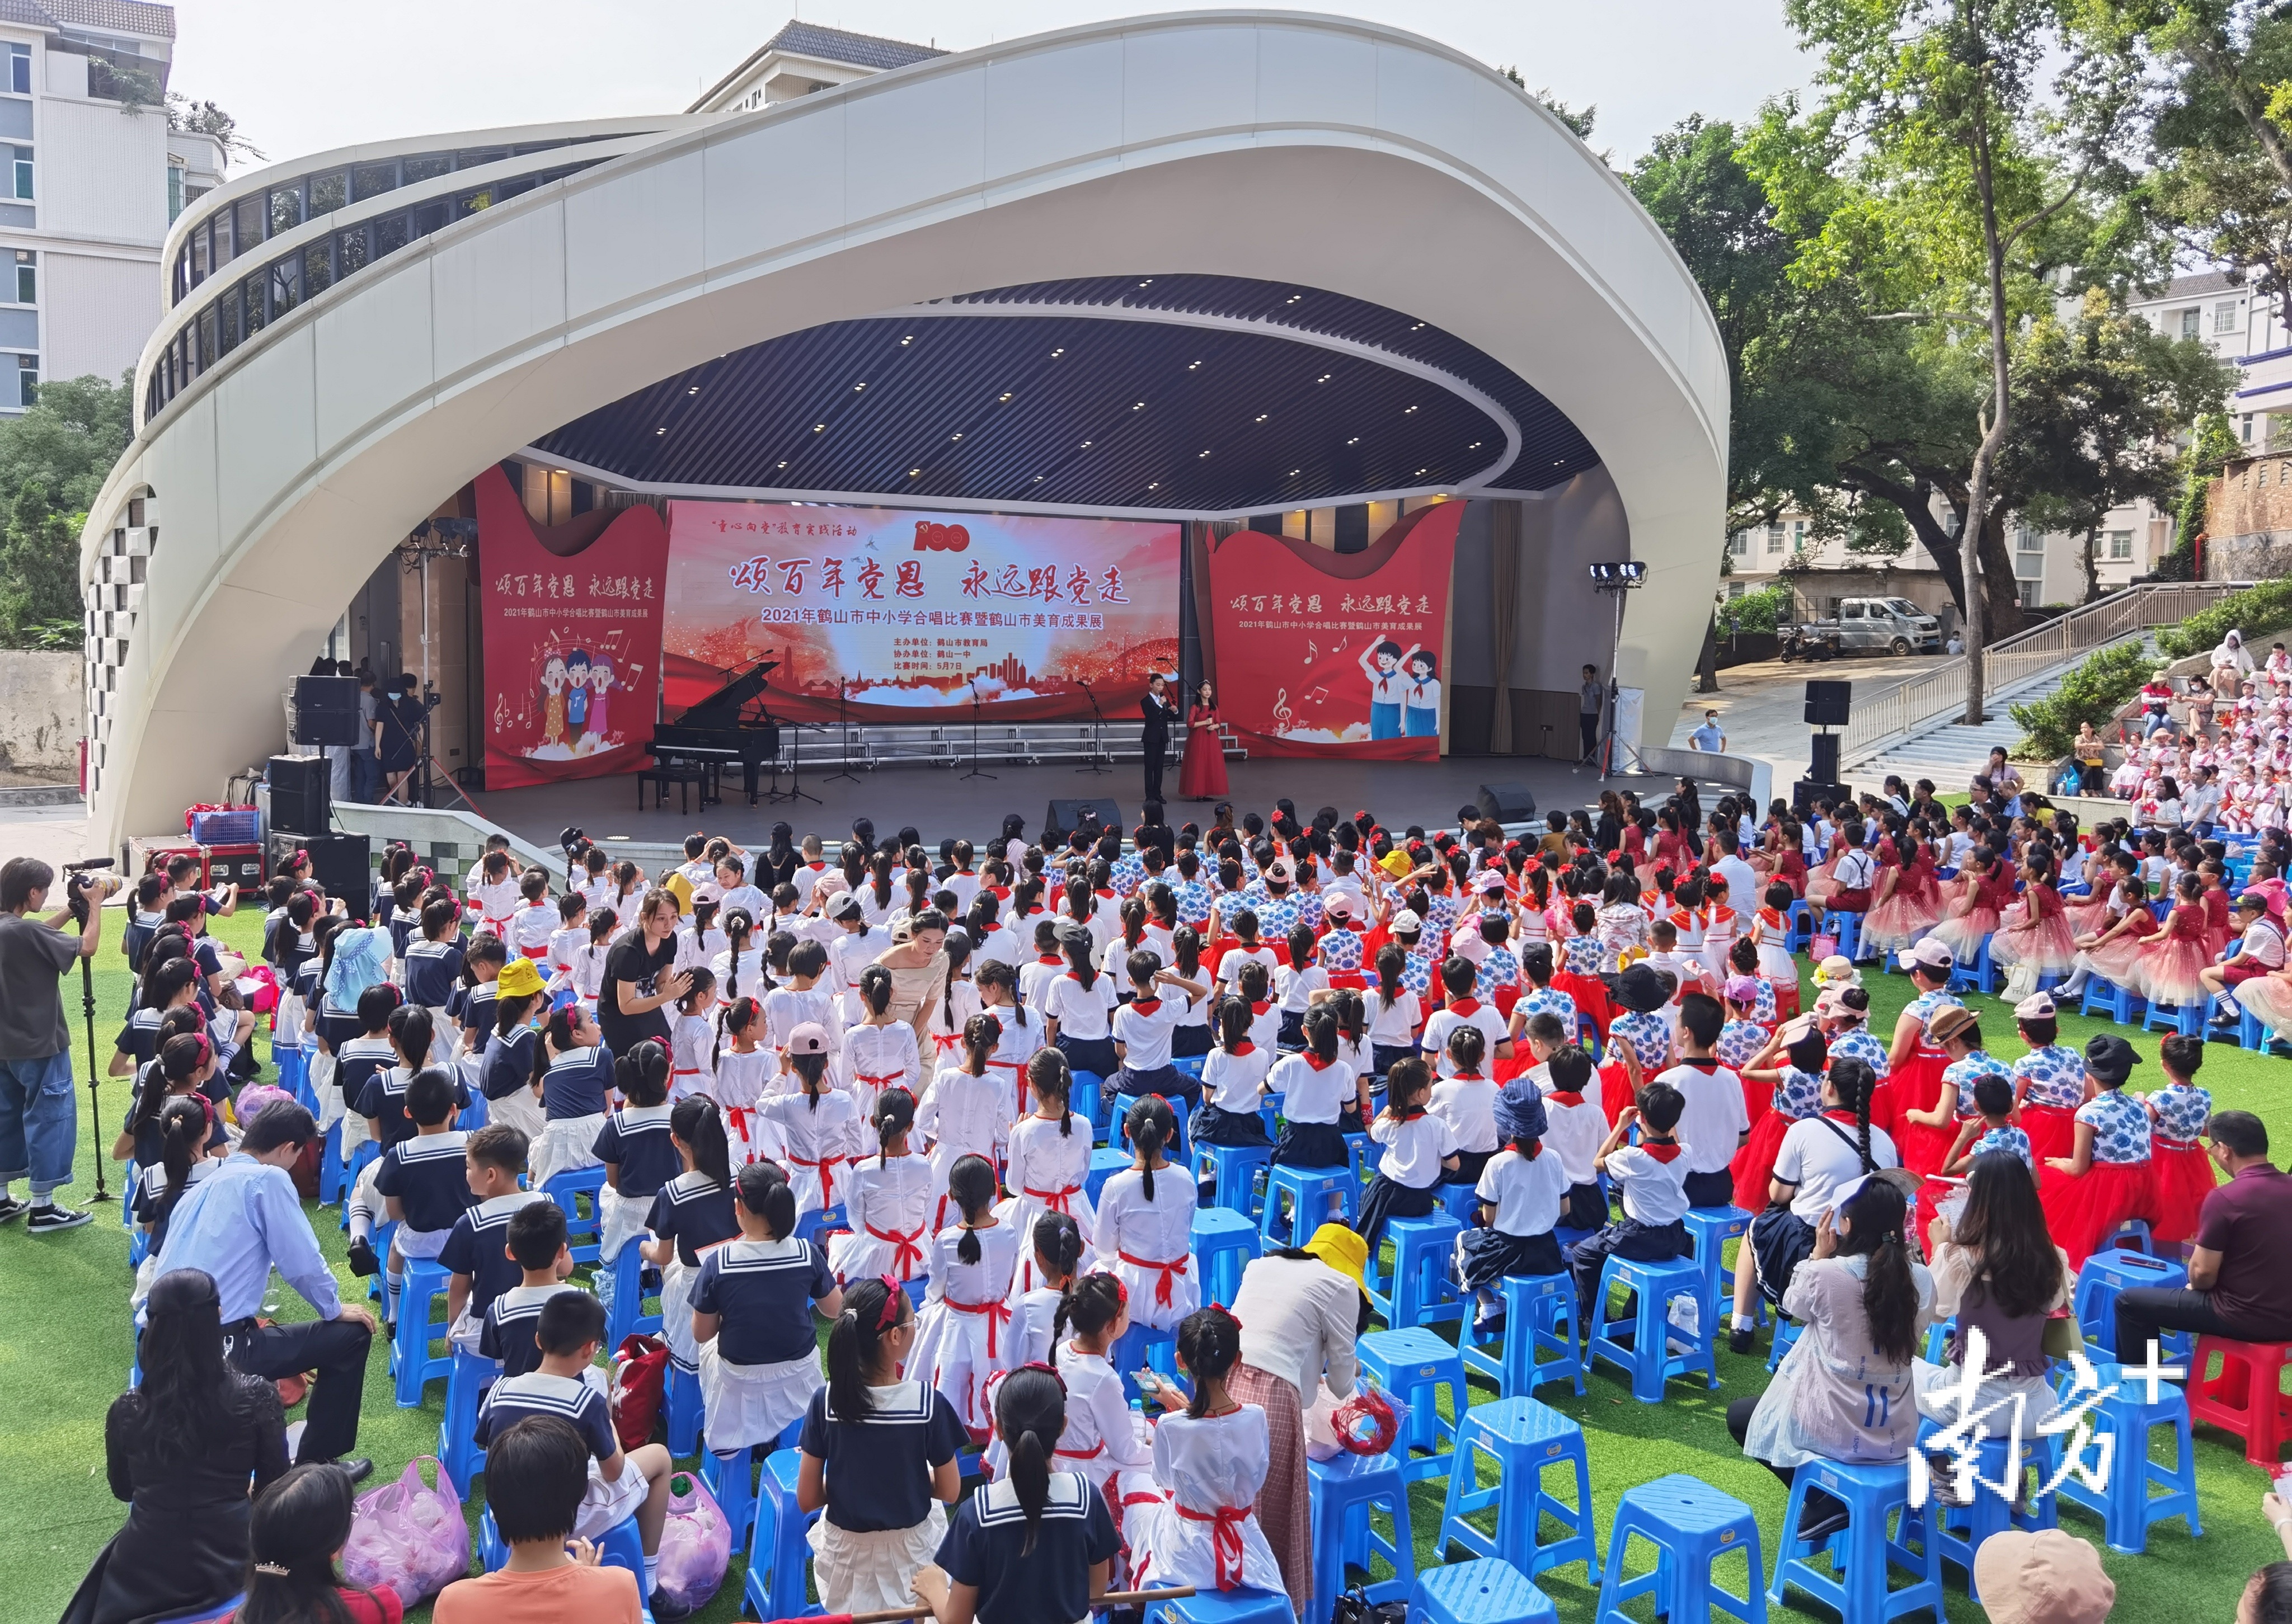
[0,371,133,648]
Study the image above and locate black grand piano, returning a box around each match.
[648,657,780,806]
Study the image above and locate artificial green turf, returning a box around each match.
[0,907,2284,1623]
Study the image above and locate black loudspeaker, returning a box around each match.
[299,832,372,915]
[1792,779,1853,816]
[1810,733,1842,783]
[290,675,363,747]
[1803,680,1853,728]
[1475,782,1538,822]
[1046,798,1122,840]
[267,754,331,837]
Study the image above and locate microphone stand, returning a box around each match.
[79,950,109,1204]
[824,677,860,785]
[962,679,997,781]
[1075,679,1111,776]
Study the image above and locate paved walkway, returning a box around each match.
[1670,652,1948,801]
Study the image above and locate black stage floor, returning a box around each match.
[476,754,1670,855]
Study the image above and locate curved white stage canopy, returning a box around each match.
[82,9,1726,850]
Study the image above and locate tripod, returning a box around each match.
[77,948,110,1206]
[773,720,821,806]
[1074,679,1111,775]
[962,680,997,782]
[824,678,861,785]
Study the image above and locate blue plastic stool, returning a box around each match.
[1116,1092,1191,1159]
[1365,1212,1464,1328]
[335,1139,379,1228]
[1915,1423,2057,1602]
[1460,1272,1584,1399]
[2049,1359,2203,1554]
[2074,1249,2191,1358]
[317,1120,345,1204]
[2242,1006,2277,1052]
[482,1504,648,1593]
[606,1245,666,1350]
[1111,1319,1178,1406]
[1412,1557,1556,1624]
[1170,1053,1206,1081]
[795,1202,848,1249]
[1588,1253,1718,1404]
[1765,1458,1943,1624]
[1436,1396,1599,1580]
[1307,1448,1416,1624]
[1829,912,1862,964]
[1948,936,1997,995]
[1439,1182,1483,1223]
[1595,1473,1766,1624]
[699,1443,758,1557]
[666,1358,703,1457]
[1682,1205,1754,1329]
[2080,976,2144,1025]
[1257,1090,1284,1141]
[1148,1588,1297,1624]
[1080,1145,1129,1208]
[456,1091,489,1131]
[1345,1132,1372,1185]
[1191,1205,1260,1306]
[544,1165,608,1265]
[1358,1326,1468,1484]
[1767,1316,1803,1373]
[389,1258,455,1406]
[1196,1141,1273,1216]
[1072,1070,1106,1141]
[274,1044,306,1099]
[436,1349,496,1493]
[744,1450,817,1623]
[1259,1164,1357,1246]
[1788,899,1816,953]
[2144,998,2207,1038]
[2104,1217,2155,1256]
[151,1595,247,1624]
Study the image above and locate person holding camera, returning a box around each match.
[0,855,114,1232]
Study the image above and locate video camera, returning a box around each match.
[62,857,116,925]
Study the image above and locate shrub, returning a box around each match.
[2154,578,2292,661]
[2011,639,2153,760]
[1719,581,1796,636]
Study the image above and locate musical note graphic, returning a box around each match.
[1307,685,1330,707]
[1271,688,1295,730]
[1305,639,1318,664]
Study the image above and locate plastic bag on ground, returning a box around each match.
[340,1456,469,1607]
[656,1470,732,1613]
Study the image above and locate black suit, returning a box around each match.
[1140,691,1174,806]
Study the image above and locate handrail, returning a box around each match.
[1841,582,2238,765]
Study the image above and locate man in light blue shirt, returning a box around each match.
[1689,710,1727,752]
[148,1099,375,1477]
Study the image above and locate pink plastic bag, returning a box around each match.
[341,1456,469,1606]
[237,964,281,1014]
[654,1470,732,1613]
[231,1084,295,1126]
[1809,933,1838,965]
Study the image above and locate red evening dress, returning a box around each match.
[1178,704,1229,798]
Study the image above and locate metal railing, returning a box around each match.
[1842,582,2238,765]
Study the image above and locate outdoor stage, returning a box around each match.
[475,753,1679,856]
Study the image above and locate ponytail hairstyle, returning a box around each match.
[1026,1048,1073,1137]
[1836,1175,1918,1364]
[1303,1005,1340,1065]
[792,1046,830,1107]
[1051,1269,1126,1365]
[962,1011,1002,1075]
[689,894,720,940]
[613,860,642,904]
[950,1154,998,1263]
[617,1038,671,1108]
[874,1085,917,1165]
[1120,895,1148,952]
[826,1277,907,1420]
[530,1004,579,1093]
[1232,907,1261,949]
[1828,1056,1880,1173]
[994,1363,1068,1556]
[678,965,717,1015]
[1238,959,1272,1006]
[721,908,755,1007]
[670,1095,731,1187]
[494,988,538,1042]
[237,1462,373,1624]
[1177,1304,1243,1419]
[736,1158,798,1241]
[1374,943,1405,1011]
[1126,1094,1176,1198]
[712,997,758,1074]
[134,1032,210,1141]
[870,853,895,909]
[976,959,1028,1029]
[387,1004,434,1071]
[1031,1209,1084,1291]
[1446,1023,1487,1076]
[1173,923,1203,979]
[938,931,971,1028]
[1062,926,1098,990]
[153,1096,209,1227]
[858,963,895,1019]
[1215,994,1252,1053]
[1335,988,1368,1048]
[1287,921,1316,971]
[140,956,200,1013]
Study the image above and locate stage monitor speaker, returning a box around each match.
[1475,782,1538,823]
[271,831,371,915]
[267,754,331,839]
[1046,798,1122,841]
[290,675,363,747]
[1792,779,1852,816]
[1809,732,1842,783]
[1803,680,1853,728]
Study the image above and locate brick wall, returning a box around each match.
[2203,453,2292,578]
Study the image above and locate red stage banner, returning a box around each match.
[661,501,1180,724]
[475,466,670,790]
[1206,502,1466,760]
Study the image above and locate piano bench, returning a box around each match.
[637,764,710,814]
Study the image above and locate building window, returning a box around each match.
[2182,308,2201,338]
[1729,530,1749,558]
[15,259,31,307]
[17,354,35,407]
[2245,414,2257,443]
[1791,519,1807,552]
[2017,524,2043,553]
[2217,300,2239,334]
[2108,529,2133,561]
[10,147,30,202]
[2019,578,2041,609]
[7,45,26,96]
[1766,522,1785,554]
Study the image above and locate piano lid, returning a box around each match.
[672,656,779,729]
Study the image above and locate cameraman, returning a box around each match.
[0,855,114,1231]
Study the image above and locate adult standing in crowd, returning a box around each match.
[1226,1222,1370,1617]
[63,1269,289,1624]
[1141,671,1176,807]
[1580,663,1606,762]
[376,672,426,806]
[2116,1110,2292,1364]
[873,910,950,1043]
[600,889,689,1056]
[147,1102,376,1475]
[354,670,382,804]
[0,854,114,1232]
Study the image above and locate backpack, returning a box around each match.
[610,1333,670,1452]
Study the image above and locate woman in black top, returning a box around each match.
[599,888,691,1055]
[63,1269,289,1624]
[375,672,425,804]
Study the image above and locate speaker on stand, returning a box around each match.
[289,676,363,748]
[1474,783,1538,824]
[1803,679,1852,795]
[266,755,331,839]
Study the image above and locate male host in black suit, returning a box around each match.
[1140,673,1176,806]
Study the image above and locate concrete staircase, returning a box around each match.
[1854,664,2079,791]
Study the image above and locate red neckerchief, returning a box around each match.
[1680,1057,1722,1072]
[1250,1000,1271,1016]
[1821,1109,1859,1125]
[1095,888,1115,900]
[1130,997,1162,1015]
[806,861,826,871]
[1640,1140,1684,1163]
[1229,1041,1255,1056]
[1037,954,1062,966]
[1547,1089,1585,1106]
[1448,997,1482,1018]
[1757,906,1786,930]
[1304,1053,1338,1071]
[1452,1071,1485,1082]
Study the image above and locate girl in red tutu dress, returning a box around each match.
[2061,847,2117,939]
[2040,1035,2156,1269]
[1927,847,2009,961]
[1178,681,1229,801]
[1992,853,2079,979]
[2199,863,2236,961]
[2058,875,2158,1002]
[1862,839,1942,958]
[1730,1019,1828,1212]
[1872,947,1962,1151]
[2133,873,2215,1012]
[2143,1032,2216,1246]
[2006,997,2088,1165]
[1900,1004,2006,1179]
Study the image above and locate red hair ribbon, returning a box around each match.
[876,1276,905,1328]
[1213,1302,1243,1332]
[1018,1358,1068,1394]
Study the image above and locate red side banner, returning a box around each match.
[1206,502,1466,760]
[475,467,670,790]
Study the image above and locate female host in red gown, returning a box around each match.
[1180,680,1229,799]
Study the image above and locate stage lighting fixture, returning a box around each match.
[1587,561,1647,586]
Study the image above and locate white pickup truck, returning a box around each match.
[1783,596,1943,656]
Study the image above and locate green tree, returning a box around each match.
[0,370,134,647]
